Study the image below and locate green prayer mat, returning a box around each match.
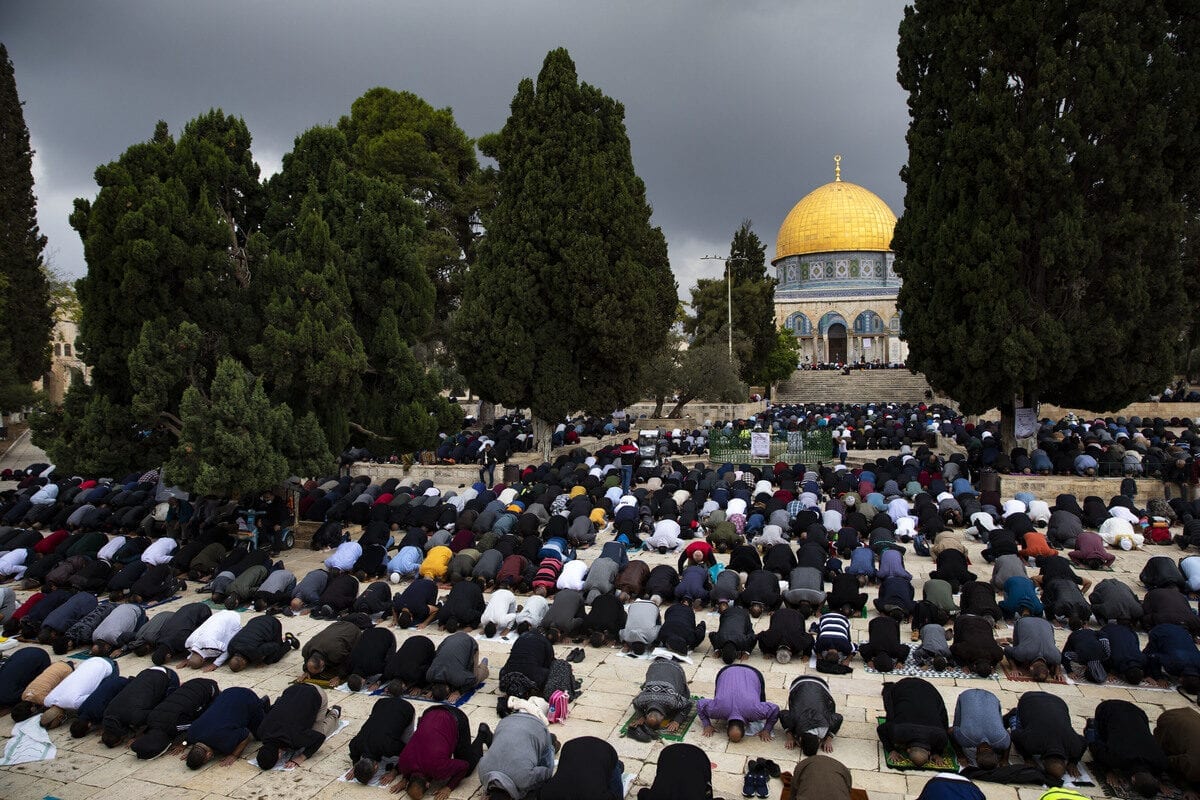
[204,599,249,612]
[618,696,700,742]
[876,717,960,771]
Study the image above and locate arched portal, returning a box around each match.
[828,322,847,364]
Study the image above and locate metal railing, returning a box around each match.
[708,429,834,465]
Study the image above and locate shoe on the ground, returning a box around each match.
[330,705,342,719]
[754,772,769,798]
[742,769,758,798]
[627,724,653,743]
[760,760,780,778]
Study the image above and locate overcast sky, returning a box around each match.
[3,0,910,295]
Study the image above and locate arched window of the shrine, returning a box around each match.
[787,312,813,336]
[853,310,886,334]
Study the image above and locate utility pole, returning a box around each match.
[700,254,747,362]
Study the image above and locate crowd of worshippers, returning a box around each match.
[10,443,1200,799]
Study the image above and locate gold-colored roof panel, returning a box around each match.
[774,179,898,261]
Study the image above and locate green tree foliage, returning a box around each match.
[166,358,292,499]
[0,44,52,386]
[0,279,36,415]
[895,0,1200,440]
[251,189,367,447]
[72,113,263,404]
[338,87,491,313]
[452,48,676,446]
[264,126,458,451]
[686,221,775,384]
[762,328,802,387]
[665,342,748,418]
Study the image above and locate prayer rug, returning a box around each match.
[139,594,182,610]
[618,696,700,742]
[863,659,997,681]
[620,647,694,664]
[204,599,249,612]
[876,718,959,771]
[0,715,56,765]
[400,681,485,707]
[1095,764,1187,800]
[337,759,396,787]
[1001,660,1070,684]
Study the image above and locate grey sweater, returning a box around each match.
[477,711,554,798]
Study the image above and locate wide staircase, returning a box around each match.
[773,368,937,404]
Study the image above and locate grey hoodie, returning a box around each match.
[477,711,555,798]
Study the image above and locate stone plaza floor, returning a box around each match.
[0,488,1195,800]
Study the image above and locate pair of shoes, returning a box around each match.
[566,647,585,663]
[743,760,773,798]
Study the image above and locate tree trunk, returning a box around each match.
[652,395,665,418]
[999,400,1017,456]
[532,416,554,462]
[478,400,495,428]
[667,395,694,418]
[999,391,1038,455]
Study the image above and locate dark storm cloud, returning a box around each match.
[3,0,910,295]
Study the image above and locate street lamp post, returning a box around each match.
[700,254,747,362]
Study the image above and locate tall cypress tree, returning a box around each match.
[0,44,52,387]
[895,0,1200,444]
[452,48,675,451]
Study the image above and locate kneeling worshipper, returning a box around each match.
[858,615,911,672]
[786,753,853,800]
[255,683,342,770]
[876,677,951,768]
[96,664,179,746]
[636,743,715,800]
[426,630,489,702]
[778,674,842,755]
[949,614,1004,677]
[709,602,756,663]
[181,609,243,670]
[226,614,299,672]
[38,654,117,729]
[628,659,694,741]
[387,705,492,798]
[914,774,986,800]
[476,700,556,800]
[498,630,555,700]
[1087,699,1167,798]
[757,607,814,664]
[302,619,363,679]
[951,688,1009,769]
[1006,691,1087,783]
[183,686,269,770]
[347,695,416,784]
[1088,578,1142,626]
[1155,707,1200,787]
[0,647,51,708]
[1144,622,1200,693]
[341,626,397,691]
[129,676,220,759]
[1141,586,1200,635]
[697,663,779,743]
[1003,615,1062,682]
[537,735,625,800]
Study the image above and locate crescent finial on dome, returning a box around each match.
[834,154,842,182]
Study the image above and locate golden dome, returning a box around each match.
[774,169,897,261]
